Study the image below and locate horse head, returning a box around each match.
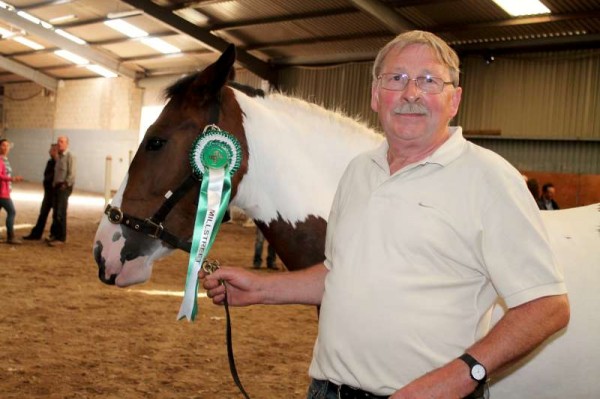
[93,45,249,286]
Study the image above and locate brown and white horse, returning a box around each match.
[93,46,600,398]
[93,45,382,286]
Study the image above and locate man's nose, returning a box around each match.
[402,79,420,98]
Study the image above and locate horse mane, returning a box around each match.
[228,81,265,98]
[163,73,196,100]
[230,87,384,225]
[162,70,265,101]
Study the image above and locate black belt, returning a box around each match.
[324,380,487,399]
[325,381,388,399]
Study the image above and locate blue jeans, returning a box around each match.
[0,197,16,239]
[306,379,338,399]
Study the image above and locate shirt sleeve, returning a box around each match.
[480,170,567,308]
[65,153,76,187]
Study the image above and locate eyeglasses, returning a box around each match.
[377,73,455,94]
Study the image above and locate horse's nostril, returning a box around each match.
[99,270,117,285]
[94,241,116,285]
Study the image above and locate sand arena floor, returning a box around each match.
[0,182,317,399]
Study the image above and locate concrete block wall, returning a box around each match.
[4,83,55,129]
[3,77,143,193]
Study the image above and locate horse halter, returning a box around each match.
[104,95,223,253]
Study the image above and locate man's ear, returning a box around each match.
[371,83,380,113]
[449,86,462,118]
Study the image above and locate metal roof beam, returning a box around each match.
[120,0,276,83]
[21,0,75,10]
[0,55,58,91]
[348,0,414,34]
[211,7,360,31]
[0,7,138,79]
[245,32,391,51]
[435,10,600,33]
[274,51,378,66]
[454,33,600,54]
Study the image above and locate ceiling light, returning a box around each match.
[141,37,181,54]
[49,14,78,24]
[491,0,550,16]
[87,64,118,78]
[17,10,40,24]
[107,9,142,19]
[0,27,16,38]
[13,36,44,50]
[173,7,209,26]
[104,19,148,38]
[55,29,86,45]
[55,49,88,65]
[0,1,10,9]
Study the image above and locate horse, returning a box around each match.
[93,45,600,398]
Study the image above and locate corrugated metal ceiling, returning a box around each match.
[0,0,599,89]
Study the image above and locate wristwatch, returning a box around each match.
[459,353,487,383]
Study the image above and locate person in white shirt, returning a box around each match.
[202,30,570,399]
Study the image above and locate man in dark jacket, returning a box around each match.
[24,143,58,240]
[538,183,560,210]
[46,136,75,246]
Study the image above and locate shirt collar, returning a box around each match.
[370,126,466,173]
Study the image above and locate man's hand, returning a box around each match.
[201,266,264,306]
[389,359,475,399]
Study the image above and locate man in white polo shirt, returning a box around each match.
[202,30,569,399]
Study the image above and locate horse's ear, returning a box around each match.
[189,44,236,96]
[209,44,236,92]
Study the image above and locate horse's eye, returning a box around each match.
[145,137,167,151]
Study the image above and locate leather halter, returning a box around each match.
[104,94,223,253]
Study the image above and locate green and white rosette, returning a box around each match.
[177,125,242,321]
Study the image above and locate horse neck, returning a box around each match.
[231,89,383,227]
[228,90,383,270]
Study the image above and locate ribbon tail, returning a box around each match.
[178,168,231,321]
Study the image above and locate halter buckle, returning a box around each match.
[105,204,124,224]
[144,218,164,239]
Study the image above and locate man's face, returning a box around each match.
[0,141,10,156]
[371,44,462,145]
[49,144,58,158]
[57,137,68,153]
[544,187,556,200]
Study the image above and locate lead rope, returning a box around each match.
[202,260,251,399]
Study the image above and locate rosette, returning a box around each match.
[189,125,242,177]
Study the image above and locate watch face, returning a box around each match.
[471,364,486,381]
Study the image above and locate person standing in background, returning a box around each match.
[46,136,75,246]
[253,227,277,270]
[538,182,560,210]
[0,139,24,245]
[23,143,58,240]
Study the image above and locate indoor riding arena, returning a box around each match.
[1,1,600,399]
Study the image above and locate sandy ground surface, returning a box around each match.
[0,182,318,399]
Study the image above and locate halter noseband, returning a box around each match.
[104,94,223,253]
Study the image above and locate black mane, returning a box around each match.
[163,72,265,101]
[228,81,265,98]
[164,73,196,100]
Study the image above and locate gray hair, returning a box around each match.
[372,30,460,86]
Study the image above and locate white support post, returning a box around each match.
[104,156,112,206]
